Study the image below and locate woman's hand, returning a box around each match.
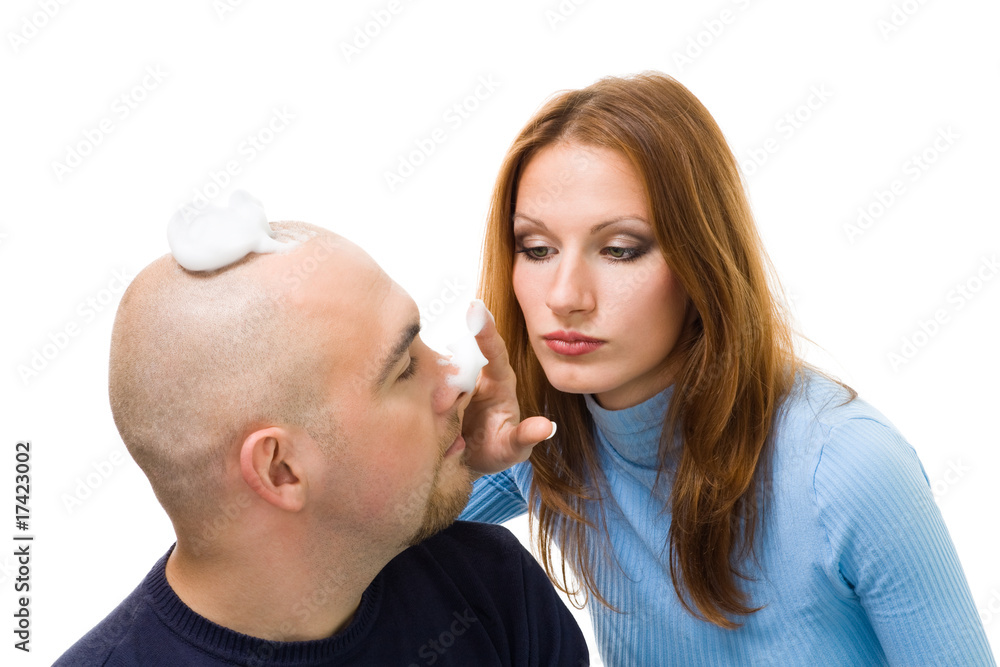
[459,301,557,476]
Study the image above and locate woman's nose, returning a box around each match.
[545,254,596,317]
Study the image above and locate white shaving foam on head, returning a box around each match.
[438,299,491,393]
[167,190,294,272]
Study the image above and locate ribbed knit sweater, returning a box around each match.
[54,521,588,666]
[461,370,995,665]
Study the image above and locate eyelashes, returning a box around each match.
[516,246,552,261]
[604,246,645,262]
[514,245,648,264]
[398,355,418,381]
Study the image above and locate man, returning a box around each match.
[56,220,587,666]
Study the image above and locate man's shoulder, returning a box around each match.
[376,521,587,665]
[387,520,539,596]
[425,520,525,553]
[54,550,186,667]
[421,521,536,575]
[54,576,150,666]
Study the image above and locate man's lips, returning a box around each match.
[543,330,605,356]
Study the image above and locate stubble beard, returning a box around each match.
[404,417,473,547]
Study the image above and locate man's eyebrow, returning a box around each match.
[512,213,648,235]
[373,320,421,392]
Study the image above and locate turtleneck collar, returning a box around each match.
[583,385,674,469]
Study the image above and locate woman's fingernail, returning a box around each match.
[545,421,558,440]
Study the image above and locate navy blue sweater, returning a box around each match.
[55,521,588,666]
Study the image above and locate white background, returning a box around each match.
[2,0,998,664]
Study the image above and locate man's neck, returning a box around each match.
[164,533,383,642]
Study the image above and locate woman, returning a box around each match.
[460,72,993,665]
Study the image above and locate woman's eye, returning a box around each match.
[603,246,645,262]
[515,244,646,262]
[516,246,552,261]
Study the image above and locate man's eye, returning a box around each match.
[398,356,418,381]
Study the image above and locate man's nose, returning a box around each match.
[545,253,596,317]
[432,354,472,416]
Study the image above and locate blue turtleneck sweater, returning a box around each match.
[461,370,994,665]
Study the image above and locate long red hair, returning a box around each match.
[478,72,803,628]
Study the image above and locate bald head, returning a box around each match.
[109,222,356,528]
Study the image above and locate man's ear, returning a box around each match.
[239,427,307,512]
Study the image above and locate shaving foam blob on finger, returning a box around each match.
[438,299,490,393]
[167,190,291,272]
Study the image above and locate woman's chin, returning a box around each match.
[542,367,619,397]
